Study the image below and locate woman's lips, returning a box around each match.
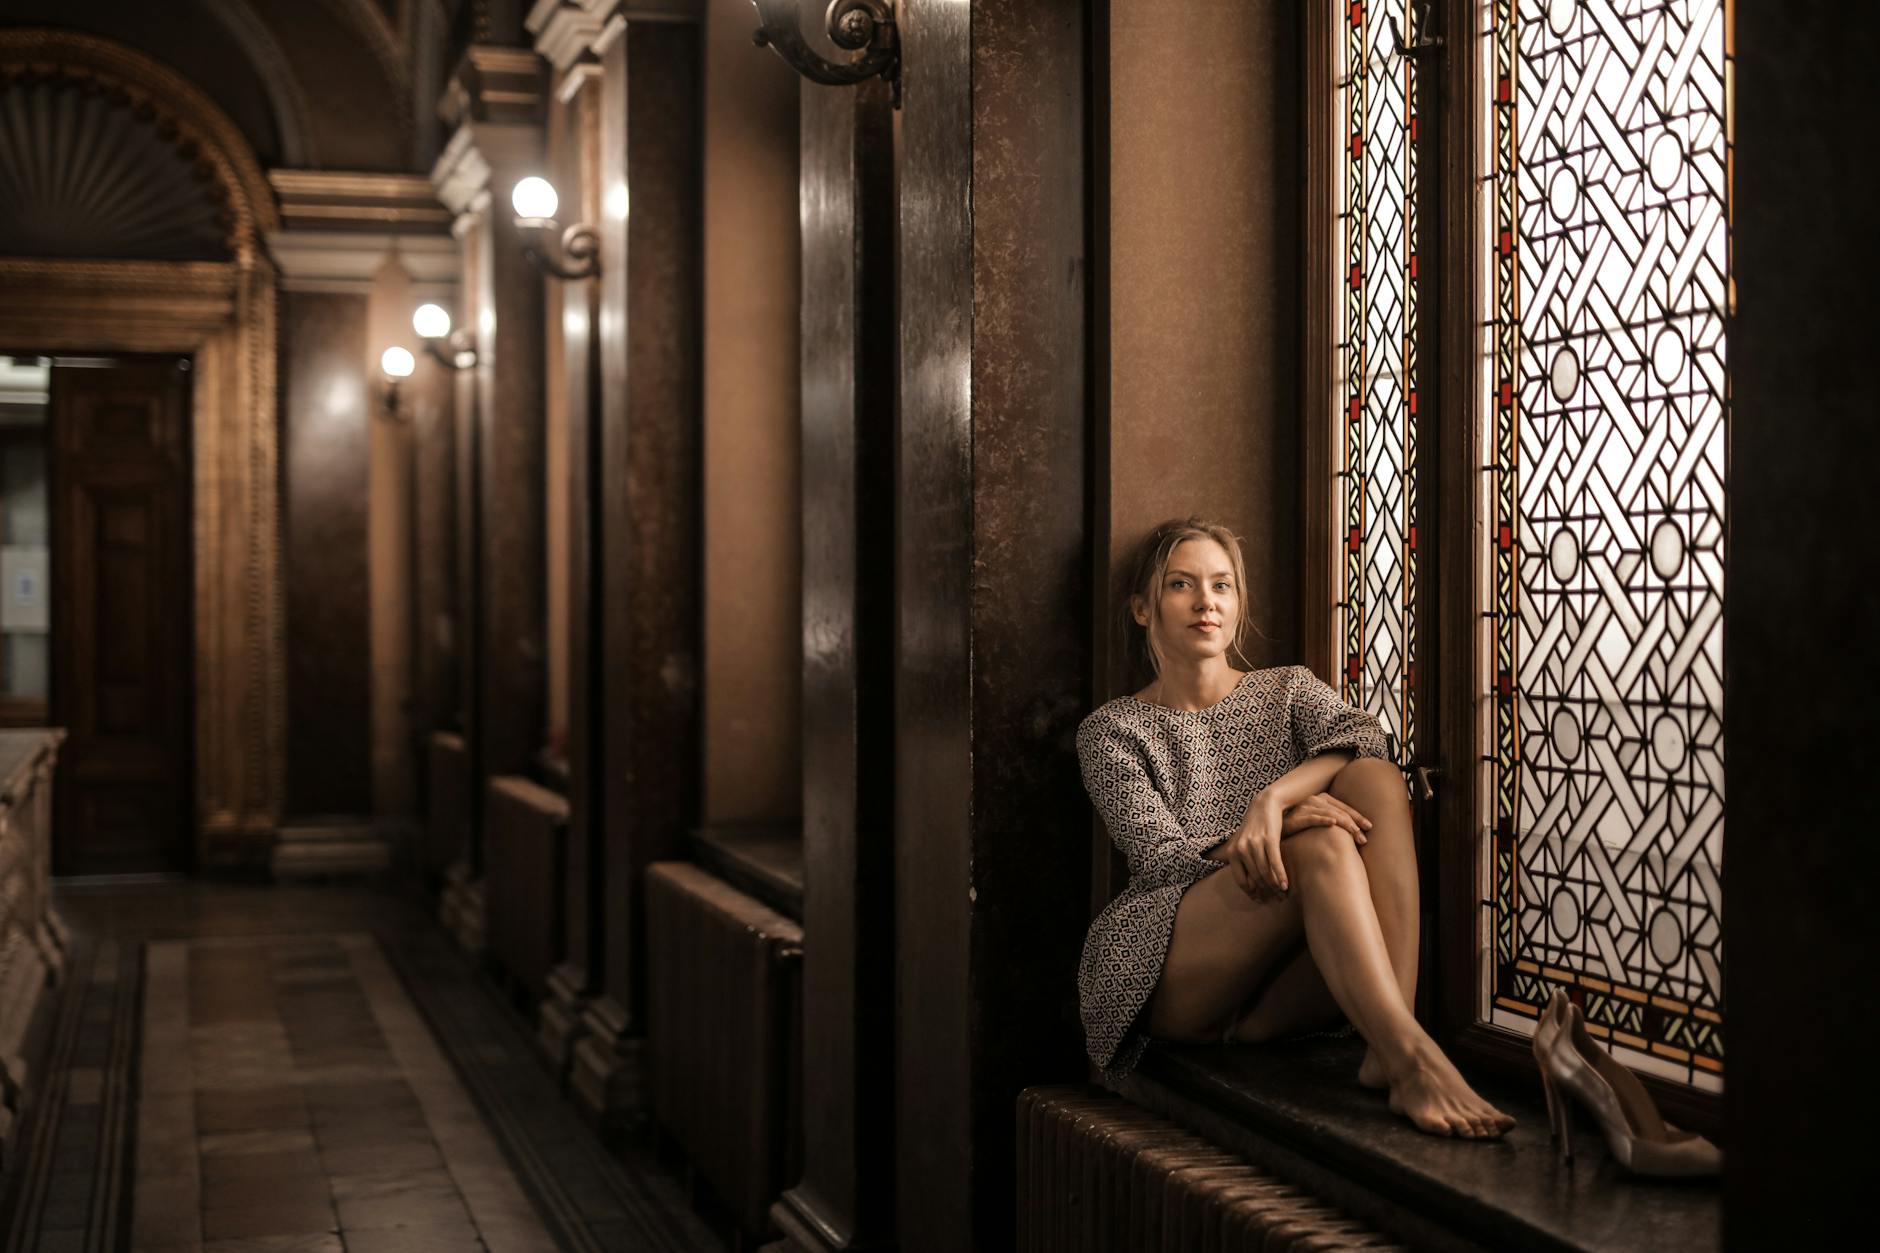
[1190,622,1220,633]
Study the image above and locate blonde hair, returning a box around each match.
[1121,518,1258,682]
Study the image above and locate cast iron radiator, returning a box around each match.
[424,731,469,880]
[484,775,568,1009]
[1017,1086,1402,1251]
[646,860,803,1241]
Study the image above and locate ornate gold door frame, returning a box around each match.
[0,260,284,865]
[0,31,287,866]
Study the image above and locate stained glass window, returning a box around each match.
[1479,0,1730,1091]
[1336,0,1420,761]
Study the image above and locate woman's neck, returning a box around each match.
[1139,658,1243,711]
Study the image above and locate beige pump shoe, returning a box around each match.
[1532,989,1722,1178]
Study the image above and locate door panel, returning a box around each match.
[51,357,191,875]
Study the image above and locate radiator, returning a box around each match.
[484,775,569,1008]
[1017,1086,1402,1252]
[424,731,469,880]
[646,861,803,1241]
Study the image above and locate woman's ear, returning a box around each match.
[1129,593,1150,628]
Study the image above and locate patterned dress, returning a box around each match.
[1076,665,1391,1074]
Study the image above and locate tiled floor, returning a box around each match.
[134,932,556,1251]
[1,884,722,1253]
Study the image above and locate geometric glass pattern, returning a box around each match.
[1478,0,1730,1091]
[1335,0,1419,762]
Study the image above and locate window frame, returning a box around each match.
[1303,0,1724,1137]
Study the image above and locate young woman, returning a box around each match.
[1077,518,1514,1139]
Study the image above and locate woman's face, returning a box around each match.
[1135,536,1240,668]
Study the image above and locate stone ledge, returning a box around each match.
[1110,1037,1720,1253]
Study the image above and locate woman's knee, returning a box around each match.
[1330,755,1407,807]
[1281,824,1360,876]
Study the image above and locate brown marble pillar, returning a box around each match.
[769,77,897,1253]
[892,2,1093,1249]
[569,15,704,1128]
[430,50,549,949]
[542,64,605,1075]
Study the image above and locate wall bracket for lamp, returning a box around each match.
[752,0,901,108]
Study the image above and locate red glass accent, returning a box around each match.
[1348,526,1363,553]
[1408,389,1418,415]
[1349,395,1362,423]
[1409,253,1418,279]
[1410,114,1418,142]
[1350,1,1362,28]
[1497,669,1513,697]
[1498,75,1511,103]
[1347,654,1362,681]
[1499,380,1513,409]
[1499,229,1513,256]
[1498,523,1513,552]
[1408,524,1417,551]
[1350,263,1362,289]
[1351,132,1363,160]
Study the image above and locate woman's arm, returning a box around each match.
[1078,718,1229,889]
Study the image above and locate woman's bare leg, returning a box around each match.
[1148,824,1513,1137]
[1222,758,1423,1084]
[1330,758,1422,1086]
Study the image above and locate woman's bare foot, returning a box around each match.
[1384,1047,1516,1139]
[1357,1047,1388,1090]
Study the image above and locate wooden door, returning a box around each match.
[51,356,192,875]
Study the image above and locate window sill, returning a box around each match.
[688,823,803,923]
[1108,1037,1719,1253]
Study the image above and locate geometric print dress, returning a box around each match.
[1075,665,1391,1075]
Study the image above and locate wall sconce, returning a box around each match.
[512,177,599,280]
[752,0,900,107]
[379,346,415,420]
[413,303,479,370]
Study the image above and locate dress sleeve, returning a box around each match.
[1077,714,1226,889]
[1287,666,1393,763]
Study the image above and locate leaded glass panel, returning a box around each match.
[1335,0,1420,760]
[1478,0,1729,1091]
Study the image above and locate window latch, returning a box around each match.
[1414,765,1442,801]
[1392,2,1445,60]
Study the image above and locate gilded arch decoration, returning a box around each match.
[0,31,286,865]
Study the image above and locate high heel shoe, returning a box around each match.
[1531,989,1722,1178]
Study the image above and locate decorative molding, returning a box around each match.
[266,229,460,298]
[0,259,284,856]
[437,45,547,133]
[269,170,454,233]
[528,1,609,72]
[0,31,280,265]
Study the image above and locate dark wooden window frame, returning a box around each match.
[1299,0,1722,1138]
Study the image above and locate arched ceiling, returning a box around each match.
[0,0,419,172]
[0,77,233,261]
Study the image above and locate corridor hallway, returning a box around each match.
[0,884,721,1253]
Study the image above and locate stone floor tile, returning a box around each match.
[200,1233,343,1252]
[32,1232,90,1253]
[132,1174,202,1246]
[197,1129,319,1158]
[198,1200,337,1242]
[477,1218,562,1253]
[336,1222,482,1253]
[201,1172,333,1211]
[314,1139,444,1176]
[330,1173,471,1231]
[198,1148,326,1182]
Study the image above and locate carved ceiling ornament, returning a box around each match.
[0,32,285,867]
[0,29,280,267]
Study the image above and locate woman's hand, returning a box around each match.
[1280,792,1372,845]
[1219,793,1290,901]
[1218,791,1375,901]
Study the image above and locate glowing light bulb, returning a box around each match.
[512,176,559,222]
[380,346,415,379]
[412,303,452,340]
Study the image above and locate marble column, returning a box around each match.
[568,14,705,1128]
[769,78,897,1253]
[431,48,549,953]
[892,3,1094,1250]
